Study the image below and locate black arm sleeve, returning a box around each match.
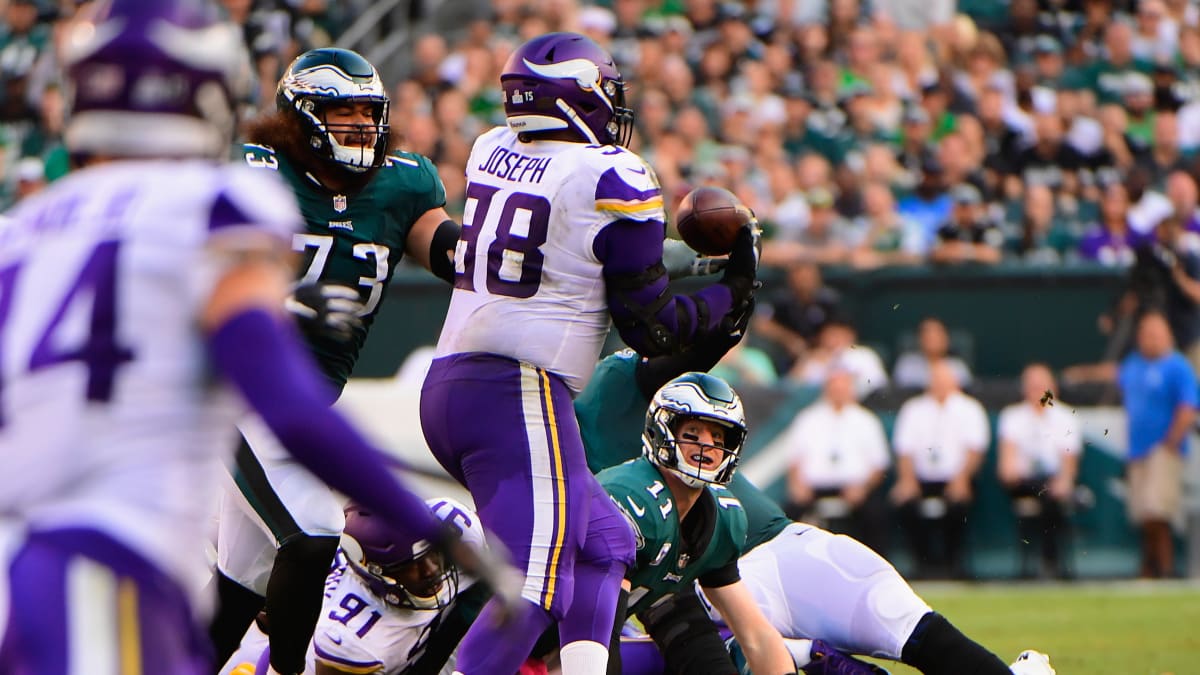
[429,218,461,284]
[697,558,741,590]
[639,592,738,675]
[632,298,755,400]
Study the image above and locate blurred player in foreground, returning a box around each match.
[221,498,486,675]
[0,0,518,672]
[419,31,759,674]
[211,45,466,675]
[576,340,1056,675]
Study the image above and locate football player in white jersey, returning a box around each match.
[420,32,771,675]
[0,1,514,672]
[221,498,485,675]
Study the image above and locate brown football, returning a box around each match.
[674,187,753,255]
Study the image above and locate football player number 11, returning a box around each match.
[455,183,550,299]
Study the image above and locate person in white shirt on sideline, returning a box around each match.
[782,368,893,555]
[892,317,973,389]
[891,360,991,579]
[998,364,1082,579]
[790,319,889,399]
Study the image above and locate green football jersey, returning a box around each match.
[578,352,791,552]
[242,143,446,391]
[598,457,748,617]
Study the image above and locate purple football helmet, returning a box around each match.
[501,32,634,147]
[342,497,484,610]
[63,0,248,159]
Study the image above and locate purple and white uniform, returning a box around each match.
[221,498,486,675]
[0,161,300,673]
[437,126,665,393]
[425,126,656,616]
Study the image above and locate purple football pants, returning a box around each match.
[421,353,635,673]
[0,528,209,674]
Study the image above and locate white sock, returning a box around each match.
[559,640,609,675]
[784,637,815,668]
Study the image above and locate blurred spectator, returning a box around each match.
[1130,0,1179,65]
[895,104,936,182]
[893,316,974,389]
[938,132,988,197]
[1078,182,1140,265]
[0,0,49,125]
[1013,112,1082,199]
[1117,312,1197,578]
[1136,111,1190,187]
[1010,183,1081,263]
[789,319,889,399]
[1167,170,1200,234]
[931,183,1004,265]
[1031,36,1068,89]
[761,186,855,266]
[1125,215,1200,369]
[1120,73,1158,161]
[897,153,953,245]
[1084,22,1155,106]
[847,180,926,268]
[873,0,955,35]
[221,0,296,111]
[891,360,991,579]
[977,85,1031,196]
[753,262,842,372]
[997,363,1082,579]
[781,368,892,554]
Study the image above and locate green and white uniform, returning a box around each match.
[578,350,789,552]
[218,144,448,593]
[243,143,446,392]
[578,351,932,660]
[598,457,747,617]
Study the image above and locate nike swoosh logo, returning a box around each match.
[626,166,648,175]
[326,632,343,645]
[626,497,646,517]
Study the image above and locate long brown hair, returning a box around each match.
[242,108,404,192]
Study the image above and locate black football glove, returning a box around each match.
[285,282,365,343]
[720,221,761,309]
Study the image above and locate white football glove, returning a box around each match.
[662,238,728,279]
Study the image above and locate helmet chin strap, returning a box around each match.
[556,99,601,144]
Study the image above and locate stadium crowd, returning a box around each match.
[7,0,1200,265]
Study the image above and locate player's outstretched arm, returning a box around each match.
[598,219,759,357]
[404,205,460,284]
[199,240,444,544]
[704,581,797,675]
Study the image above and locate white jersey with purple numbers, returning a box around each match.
[0,160,299,592]
[221,550,478,675]
[436,126,664,393]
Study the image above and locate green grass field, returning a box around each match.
[859,581,1200,674]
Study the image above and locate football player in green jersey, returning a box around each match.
[598,372,796,675]
[209,48,465,675]
[577,330,1055,675]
